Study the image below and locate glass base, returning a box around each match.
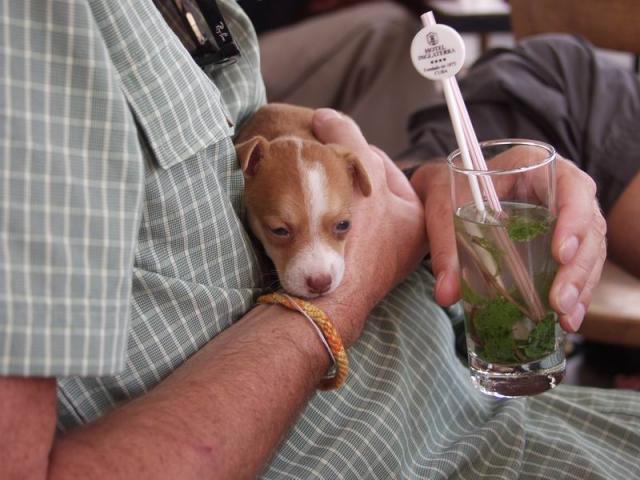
[469,348,566,398]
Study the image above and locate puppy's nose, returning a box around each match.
[306,274,332,294]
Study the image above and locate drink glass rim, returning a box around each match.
[447,138,556,176]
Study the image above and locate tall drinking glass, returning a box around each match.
[448,139,564,397]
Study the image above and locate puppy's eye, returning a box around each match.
[270,227,290,237]
[334,220,351,234]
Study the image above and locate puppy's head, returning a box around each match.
[237,135,371,298]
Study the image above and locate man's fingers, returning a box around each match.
[557,252,604,333]
[312,109,386,190]
[540,157,605,333]
[411,163,460,306]
[371,145,418,203]
[551,219,607,332]
[424,187,460,306]
[552,159,600,265]
[312,108,370,158]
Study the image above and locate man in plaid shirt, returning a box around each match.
[1,1,637,479]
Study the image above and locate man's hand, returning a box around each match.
[411,157,607,333]
[312,109,427,346]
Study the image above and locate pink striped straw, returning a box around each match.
[421,13,546,320]
[450,80,502,211]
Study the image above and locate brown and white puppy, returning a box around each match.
[235,104,371,298]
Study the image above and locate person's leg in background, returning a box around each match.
[258,2,441,158]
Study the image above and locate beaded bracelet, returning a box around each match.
[283,294,338,378]
[257,293,348,390]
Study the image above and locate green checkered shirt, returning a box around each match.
[2,1,639,478]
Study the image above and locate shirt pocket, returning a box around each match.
[117,36,234,170]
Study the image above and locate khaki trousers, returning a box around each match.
[258,2,442,157]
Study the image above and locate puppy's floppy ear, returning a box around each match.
[346,152,372,196]
[330,145,372,197]
[235,136,269,177]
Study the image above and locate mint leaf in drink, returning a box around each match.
[506,215,550,242]
[482,335,518,364]
[523,312,556,359]
[474,296,522,363]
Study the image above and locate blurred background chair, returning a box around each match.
[426,0,511,52]
[509,0,640,351]
[580,262,640,347]
[509,0,640,71]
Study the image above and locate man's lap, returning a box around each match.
[263,266,640,479]
[523,385,640,478]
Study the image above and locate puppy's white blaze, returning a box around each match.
[283,241,345,298]
[281,151,343,297]
[304,164,327,239]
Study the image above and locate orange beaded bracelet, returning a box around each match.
[257,293,349,390]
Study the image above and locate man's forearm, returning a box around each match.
[0,378,57,480]
[49,304,332,479]
[607,171,640,278]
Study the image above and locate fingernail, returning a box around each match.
[559,236,579,264]
[558,284,579,313]
[569,303,586,332]
[314,108,340,124]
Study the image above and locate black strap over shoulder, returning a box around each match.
[153,0,240,67]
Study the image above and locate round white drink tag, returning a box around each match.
[410,24,465,80]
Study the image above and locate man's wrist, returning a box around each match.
[314,281,378,349]
[250,303,332,381]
